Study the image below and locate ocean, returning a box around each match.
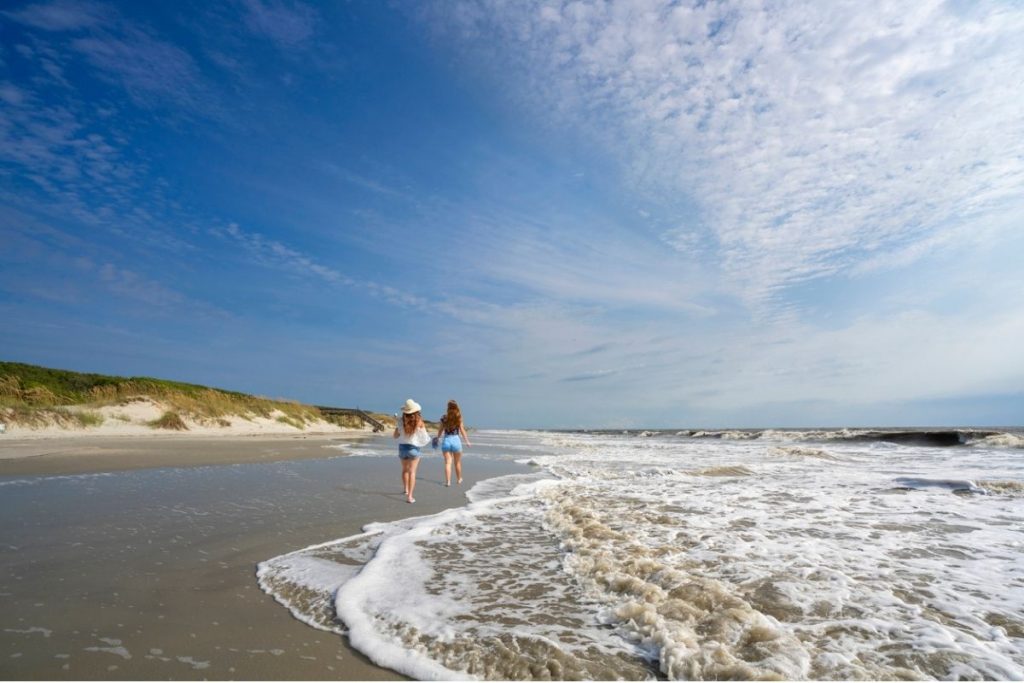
[259,428,1024,680]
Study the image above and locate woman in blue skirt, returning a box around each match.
[393,399,429,503]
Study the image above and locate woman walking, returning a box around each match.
[394,399,429,503]
[436,399,471,487]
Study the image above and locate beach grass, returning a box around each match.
[322,412,367,429]
[149,411,188,431]
[1,405,105,429]
[0,361,341,429]
[77,410,105,427]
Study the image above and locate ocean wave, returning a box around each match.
[679,428,1023,448]
[261,476,651,680]
[969,433,1024,449]
[976,480,1024,496]
[688,465,755,477]
[0,472,115,487]
[260,430,1024,680]
[892,477,988,494]
[767,446,840,461]
[542,488,811,680]
[688,429,762,440]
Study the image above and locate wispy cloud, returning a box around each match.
[213,222,428,308]
[70,27,205,108]
[560,369,619,382]
[0,76,198,254]
[217,222,353,286]
[96,261,186,308]
[240,0,317,49]
[5,0,214,111]
[1,206,220,316]
[425,1,1024,309]
[2,0,110,31]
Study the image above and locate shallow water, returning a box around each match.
[260,428,1024,680]
[0,441,523,680]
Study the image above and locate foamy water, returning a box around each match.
[259,428,1024,680]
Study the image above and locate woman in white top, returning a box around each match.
[393,399,430,503]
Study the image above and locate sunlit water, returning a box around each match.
[260,429,1024,680]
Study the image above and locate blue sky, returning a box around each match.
[2,0,1022,428]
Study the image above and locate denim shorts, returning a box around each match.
[441,435,462,453]
[398,444,421,460]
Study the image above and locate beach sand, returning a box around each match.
[0,433,528,680]
[0,432,375,476]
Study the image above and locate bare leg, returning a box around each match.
[407,457,421,502]
[401,459,412,497]
[454,452,463,484]
[443,452,452,486]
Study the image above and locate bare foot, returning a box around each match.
[407,496,415,504]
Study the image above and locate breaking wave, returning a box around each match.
[767,446,840,461]
[618,428,1024,448]
[259,429,1024,680]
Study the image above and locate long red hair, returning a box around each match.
[442,400,462,432]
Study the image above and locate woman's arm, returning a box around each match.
[460,422,471,447]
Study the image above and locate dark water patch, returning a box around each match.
[567,427,1024,448]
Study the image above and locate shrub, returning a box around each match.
[0,375,22,400]
[23,385,60,406]
[276,415,305,429]
[150,411,188,430]
[76,411,104,427]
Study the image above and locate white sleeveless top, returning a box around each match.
[398,425,431,447]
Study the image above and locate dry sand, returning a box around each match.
[0,432,529,680]
[1,396,378,440]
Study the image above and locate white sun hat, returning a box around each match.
[400,399,422,414]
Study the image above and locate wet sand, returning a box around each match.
[0,431,375,476]
[0,434,528,679]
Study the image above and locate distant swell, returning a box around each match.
[665,428,1023,448]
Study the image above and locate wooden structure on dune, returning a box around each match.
[315,406,386,432]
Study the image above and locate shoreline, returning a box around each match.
[0,433,532,680]
[0,431,375,476]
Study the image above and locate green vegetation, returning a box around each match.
[0,361,334,429]
[77,410,104,427]
[150,411,188,431]
[275,414,305,430]
[1,405,104,429]
[322,412,366,429]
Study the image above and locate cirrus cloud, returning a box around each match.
[424,0,1024,309]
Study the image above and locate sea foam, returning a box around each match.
[260,429,1024,680]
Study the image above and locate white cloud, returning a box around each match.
[70,27,204,108]
[214,222,429,308]
[424,0,1024,309]
[240,0,317,49]
[2,0,110,32]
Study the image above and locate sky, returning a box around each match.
[1,0,1023,428]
